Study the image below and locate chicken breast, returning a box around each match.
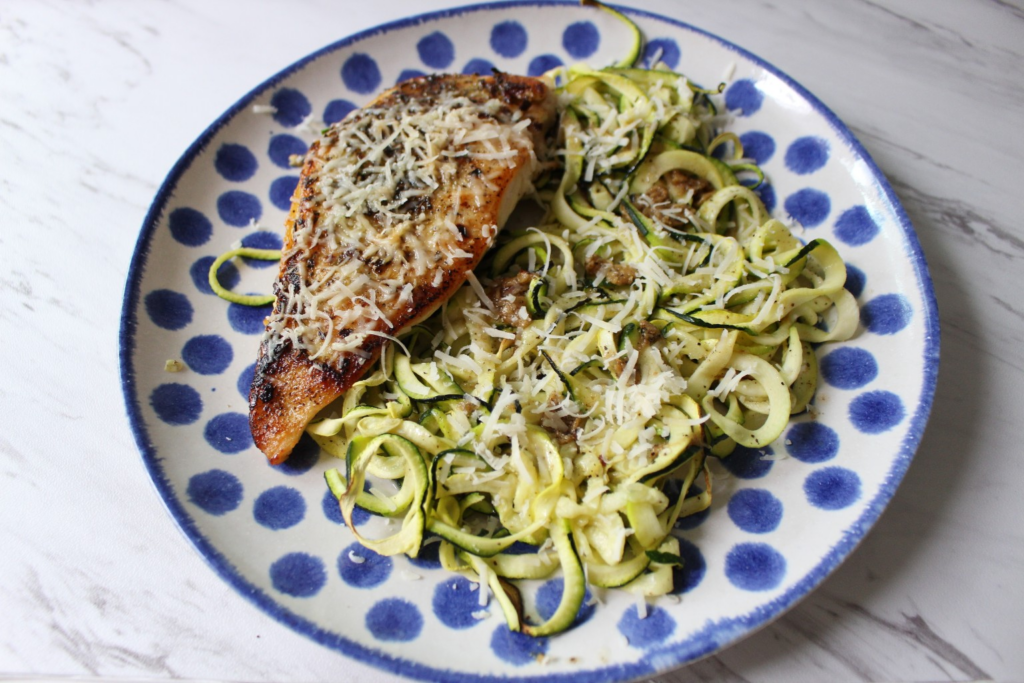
[250,73,556,463]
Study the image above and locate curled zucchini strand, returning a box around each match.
[308,45,860,640]
[208,247,280,306]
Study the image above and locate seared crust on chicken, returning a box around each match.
[250,73,555,463]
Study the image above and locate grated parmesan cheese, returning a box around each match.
[261,88,537,361]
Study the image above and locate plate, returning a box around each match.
[119,2,939,681]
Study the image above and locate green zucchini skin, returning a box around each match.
[526,276,549,319]
[523,520,586,636]
[318,6,858,640]
[393,354,463,402]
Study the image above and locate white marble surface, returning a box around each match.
[1,1,1022,681]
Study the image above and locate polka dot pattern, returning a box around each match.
[834,205,880,246]
[254,486,306,530]
[643,38,680,69]
[462,58,496,76]
[786,422,839,463]
[267,134,307,169]
[321,489,371,527]
[216,190,262,227]
[845,263,867,298]
[562,21,599,59]
[321,489,345,525]
[227,301,271,335]
[339,543,392,588]
[725,79,763,116]
[270,552,326,597]
[269,435,320,476]
[617,605,676,648]
[490,626,547,666]
[270,88,312,128]
[150,383,203,426]
[145,289,193,331]
[861,293,913,335]
[527,54,562,77]
[323,99,356,125]
[269,176,299,212]
[821,347,878,389]
[203,413,252,454]
[168,207,212,247]
[739,131,776,165]
[432,576,483,629]
[805,467,862,510]
[182,334,232,375]
[671,538,706,593]
[418,32,455,69]
[727,489,783,534]
[725,543,787,591]
[214,143,258,182]
[720,445,775,479]
[342,53,382,94]
[849,390,905,434]
[784,188,831,227]
[187,469,243,515]
[784,136,830,175]
[366,599,423,642]
[490,21,527,58]
[126,8,935,675]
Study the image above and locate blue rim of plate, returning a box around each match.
[118,2,940,681]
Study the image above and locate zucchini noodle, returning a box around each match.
[215,2,859,636]
[207,247,281,305]
[314,54,859,634]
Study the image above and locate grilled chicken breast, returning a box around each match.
[250,73,555,463]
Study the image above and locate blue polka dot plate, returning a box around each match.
[119,2,939,681]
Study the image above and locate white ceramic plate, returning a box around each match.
[119,3,939,681]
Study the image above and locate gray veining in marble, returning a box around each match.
[1,1,1021,681]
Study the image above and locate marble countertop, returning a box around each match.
[2,1,1022,681]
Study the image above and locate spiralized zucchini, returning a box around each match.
[197,7,853,637]
[312,56,858,635]
[189,0,862,636]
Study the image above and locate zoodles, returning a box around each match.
[213,2,859,636]
[312,47,857,638]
